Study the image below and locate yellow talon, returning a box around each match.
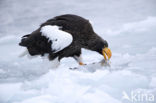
[102,47,112,60]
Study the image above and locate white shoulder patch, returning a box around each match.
[41,25,73,53]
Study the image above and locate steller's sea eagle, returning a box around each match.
[19,14,112,66]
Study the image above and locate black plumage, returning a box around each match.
[19,14,110,63]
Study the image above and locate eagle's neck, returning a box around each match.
[82,33,106,54]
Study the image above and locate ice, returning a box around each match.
[105,16,156,36]
[0,0,156,103]
[150,77,156,88]
[0,83,21,103]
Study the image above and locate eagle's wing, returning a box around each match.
[40,25,73,53]
[40,14,93,34]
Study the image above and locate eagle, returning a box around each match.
[19,14,112,67]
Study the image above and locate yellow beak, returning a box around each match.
[102,47,112,60]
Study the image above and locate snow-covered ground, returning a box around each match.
[0,0,156,103]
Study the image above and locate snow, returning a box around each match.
[105,16,156,36]
[0,0,156,103]
[41,25,73,53]
[150,77,156,88]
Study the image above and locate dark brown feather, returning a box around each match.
[19,14,108,61]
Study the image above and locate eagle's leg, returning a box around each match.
[74,55,84,65]
[48,54,60,68]
[51,57,60,68]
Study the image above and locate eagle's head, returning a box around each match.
[91,35,112,61]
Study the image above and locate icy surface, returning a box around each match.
[41,25,73,53]
[0,0,156,103]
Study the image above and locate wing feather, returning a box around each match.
[41,25,73,53]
